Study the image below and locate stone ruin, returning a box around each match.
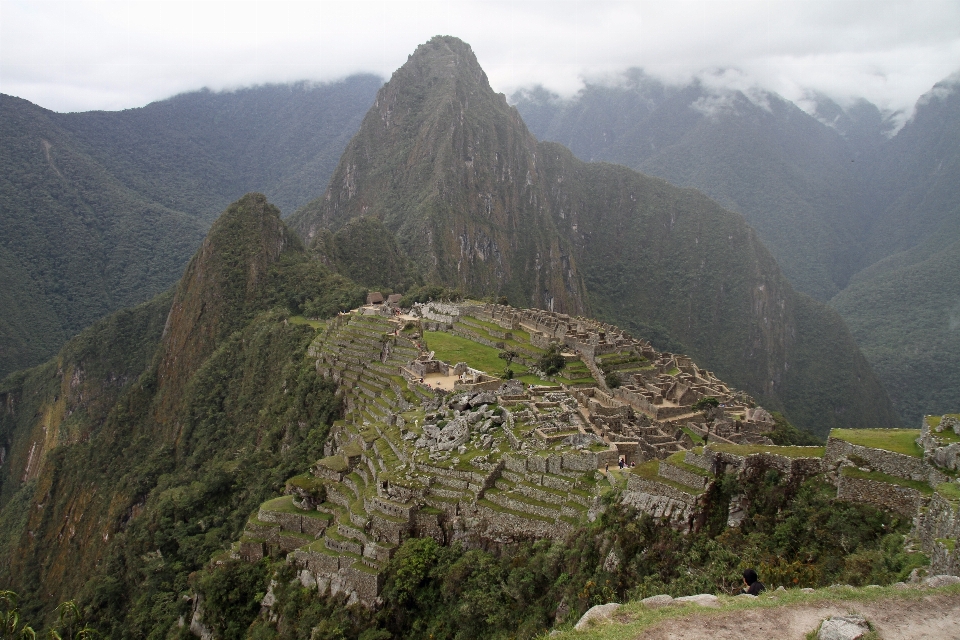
[227,303,960,607]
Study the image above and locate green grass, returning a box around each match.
[259,495,306,514]
[317,455,348,473]
[665,451,712,477]
[681,426,705,445]
[630,460,702,495]
[831,429,923,458]
[288,315,324,329]
[840,467,933,495]
[424,330,551,383]
[707,443,825,458]
[937,538,956,552]
[936,482,960,503]
[285,473,325,492]
[544,583,960,640]
[932,429,960,444]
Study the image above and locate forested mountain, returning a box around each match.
[513,71,960,425]
[512,71,884,302]
[0,194,364,628]
[0,77,380,379]
[292,36,897,435]
[0,37,933,638]
[832,76,960,422]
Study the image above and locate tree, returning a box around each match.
[537,344,566,376]
[604,371,622,389]
[498,349,519,379]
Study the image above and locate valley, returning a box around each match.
[0,32,957,640]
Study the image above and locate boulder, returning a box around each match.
[641,594,674,608]
[573,602,621,630]
[470,392,496,406]
[922,574,960,588]
[817,615,870,640]
[673,594,720,607]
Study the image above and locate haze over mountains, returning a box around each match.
[0,36,956,430]
[0,77,381,378]
[512,71,960,425]
[0,34,955,632]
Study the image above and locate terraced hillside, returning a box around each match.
[230,301,791,605]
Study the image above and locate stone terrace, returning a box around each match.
[230,299,960,606]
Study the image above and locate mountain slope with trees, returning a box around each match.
[513,70,960,425]
[0,77,380,379]
[291,36,897,435]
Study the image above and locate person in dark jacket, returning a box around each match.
[741,568,765,595]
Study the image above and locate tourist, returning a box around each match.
[741,569,765,596]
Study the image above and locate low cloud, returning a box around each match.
[1,0,958,116]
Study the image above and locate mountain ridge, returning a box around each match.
[291,35,898,435]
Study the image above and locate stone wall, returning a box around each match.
[658,460,710,490]
[473,503,570,541]
[836,474,927,517]
[919,420,960,472]
[824,437,944,484]
[916,492,960,553]
[289,550,386,607]
[625,474,699,507]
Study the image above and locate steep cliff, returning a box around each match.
[290,36,587,314]
[0,194,357,628]
[291,36,897,434]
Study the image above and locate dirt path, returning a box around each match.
[635,592,960,639]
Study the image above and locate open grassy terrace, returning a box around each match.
[830,428,923,458]
[424,330,552,383]
[287,315,325,329]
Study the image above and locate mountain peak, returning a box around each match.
[398,35,488,86]
[155,193,300,424]
[289,37,585,313]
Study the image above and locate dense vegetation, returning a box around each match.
[0,196,361,632]
[190,473,920,640]
[0,77,380,379]
[512,71,960,426]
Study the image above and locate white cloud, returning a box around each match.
[1,0,958,114]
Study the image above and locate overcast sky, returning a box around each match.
[2,0,958,117]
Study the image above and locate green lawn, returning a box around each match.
[681,426,705,444]
[259,495,305,514]
[707,443,825,458]
[424,330,552,383]
[831,429,923,458]
[936,482,960,503]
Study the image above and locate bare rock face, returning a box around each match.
[817,614,870,640]
[923,574,960,588]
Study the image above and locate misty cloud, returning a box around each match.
[1,0,958,116]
